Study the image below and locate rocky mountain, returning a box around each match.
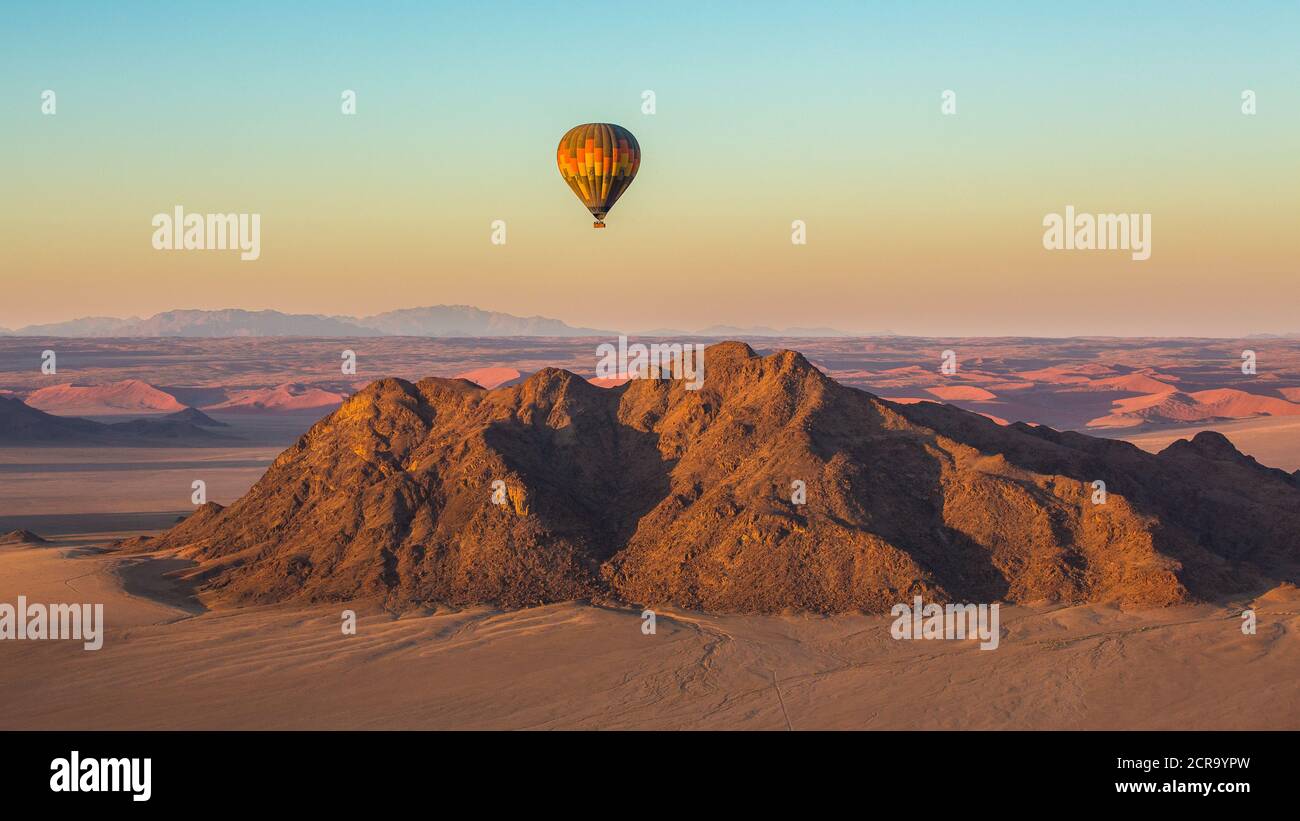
[1,316,141,337]
[127,310,376,337]
[0,529,49,545]
[164,407,229,427]
[7,306,613,338]
[0,397,115,442]
[144,342,1300,612]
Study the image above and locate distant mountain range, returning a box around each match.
[0,307,616,338]
[0,307,884,339]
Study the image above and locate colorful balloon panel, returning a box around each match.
[556,123,640,227]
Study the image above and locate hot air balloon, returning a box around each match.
[556,123,640,228]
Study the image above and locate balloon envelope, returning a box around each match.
[556,123,640,227]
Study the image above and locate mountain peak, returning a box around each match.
[1157,430,1297,486]
[1159,430,1250,463]
[0,529,49,545]
[165,407,228,427]
[704,339,758,359]
[148,345,1300,613]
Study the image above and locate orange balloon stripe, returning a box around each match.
[556,123,639,221]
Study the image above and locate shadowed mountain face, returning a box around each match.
[0,529,48,545]
[149,343,1300,612]
[0,397,230,446]
[164,407,228,427]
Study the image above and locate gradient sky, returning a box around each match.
[2,1,1297,336]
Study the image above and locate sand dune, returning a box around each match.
[453,366,526,389]
[1191,388,1300,416]
[1014,364,1115,383]
[882,396,934,405]
[1007,369,1177,394]
[203,383,348,413]
[26,379,186,416]
[1089,387,1300,428]
[985,381,1037,392]
[1078,373,1179,393]
[924,385,998,401]
[588,376,632,388]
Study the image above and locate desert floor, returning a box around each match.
[1,535,1296,730]
[2,395,1298,730]
[0,411,311,535]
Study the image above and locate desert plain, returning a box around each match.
[2,335,1298,730]
[2,537,1296,729]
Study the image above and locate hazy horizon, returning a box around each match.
[4,303,1300,340]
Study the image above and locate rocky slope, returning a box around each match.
[144,343,1300,612]
[0,529,49,545]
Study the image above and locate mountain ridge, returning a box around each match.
[3,306,615,338]
[139,342,1300,612]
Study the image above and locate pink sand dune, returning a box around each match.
[1014,364,1117,382]
[1088,387,1300,428]
[453,367,527,390]
[986,381,1036,392]
[925,385,998,401]
[588,376,632,389]
[203,383,347,413]
[25,379,186,416]
[1190,388,1300,417]
[1070,373,1179,393]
